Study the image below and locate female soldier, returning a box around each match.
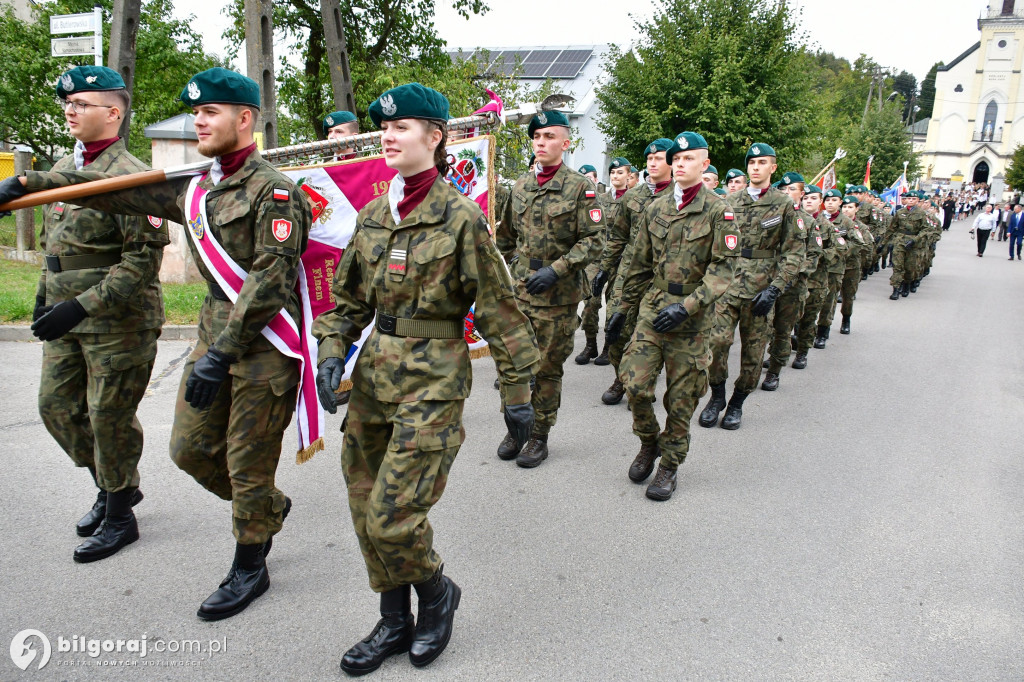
[313,83,540,675]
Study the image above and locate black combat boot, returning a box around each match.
[73,489,139,563]
[516,434,549,468]
[262,496,291,558]
[493,378,500,390]
[889,286,901,300]
[813,325,828,349]
[409,567,461,667]
[860,272,868,281]
[574,335,598,365]
[197,542,270,621]
[790,333,798,351]
[910,279,920,293]
[496,432,522,460]
[77,485,143,537]
[698,383,726,427]
[340,586,415,676]
[761,372,780,391]
[593,339,611,366]
[762,357,771,369]
[837,292,843,304]
[645,464,677,501]
[601,379,625,405]
[792,351,808,369]
[720,391,748,430]
[840,316,851,334]
[628,440,660,483]
[900,283,910,297]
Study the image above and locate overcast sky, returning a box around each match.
[174,0,987,82]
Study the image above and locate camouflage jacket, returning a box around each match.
[723,187,806,298]
[492,183,511,234]
[496,164,603,307]
[795,206,822,280]
[890,206,930,241]
[314,177,540,405]
[823,212,852,275]
[26,152,310,360]
[603,181,674,308]
[807,212,835,288]
[921,213,942,246]
[856,202,883,232]
[857,222,875,261]
[837,214,866,270]
[37,139,167,333]
[620,185,738,333]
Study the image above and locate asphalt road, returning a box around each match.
[1,220,1022,681]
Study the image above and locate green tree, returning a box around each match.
[892,70,917,122]
[917,61,942,121]
[0,0,222,165]
[1004,144,1024,191]
[595,0,829,176]
[837,102,919,190]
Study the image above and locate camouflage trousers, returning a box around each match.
[709,293,773,394]
[889,240,916,287]
[342,385,464,592]
[621,317,710,470]
[170,340,297,545]
[795,285,829,352]
[580,263,615,336]
[39,329,159,492]
[767,279,808,372]
[840,266,861,318]
[517,300,579,436]
[817,272,844,327]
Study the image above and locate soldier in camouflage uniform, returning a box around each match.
[23,66,162,564]
[793,185,833,367]
[697,143,805,431]
[837,195,868,334]
[814,189,855,346]
[593,138,675,405]
[724,168,748,195]
[761,172,821,391]
[612,132,737,501]
[577,156,629,366]
[314,84,539,674]
[495,110,603,467]
[8,68,312,621]
[914,197,943,289]
[701,164,720,192]
[888,191,928,299]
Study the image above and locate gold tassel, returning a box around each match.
[296,436,325,465]
[469,347,492,360]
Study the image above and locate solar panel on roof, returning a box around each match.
[546,49,593,78]
[521,49,561,78]
[488,50,523,75]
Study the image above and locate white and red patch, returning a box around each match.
[273,188,290,202]
[147,215,163,229]
[585,190,596,199]
[589,208,602,223]
[723,211,734,221]
[272,218,293,242]
[725,234,738,250]
[797,218,805,230]
[815,235,822,247]
[837,236,846,245]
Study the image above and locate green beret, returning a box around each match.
[842,195,859,205]
[916,190,928,199]
[369,82,449,128]
[824,189,844,199]
[643,138,674,156]
[901,191,914,198]
[180,67,260,109]
[608,157,631,171]
[577,164,597,175]
[705,165,719,177]
[56,66,125,99]
[805,184,823,196]
[778,171,805,187]
[322,110,357,135]
[527,110,570,137]
[629,166,640,174]
[725,168,746,181]
[666,131,709,164]
[745,142,777,161]
[714,188,727,196]
[771,181,781,189]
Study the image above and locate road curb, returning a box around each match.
[0,324,199,342]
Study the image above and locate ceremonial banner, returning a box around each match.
[282,135,497,383]
[821,165,837,192]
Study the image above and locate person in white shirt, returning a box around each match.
[972,203,997,256]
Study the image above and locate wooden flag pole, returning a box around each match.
[809,148,847,187]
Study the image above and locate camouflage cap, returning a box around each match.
[56,66,125,99]
[824,189,844,199]
[705,164,719,177]
[322,110,357,136]
[666,131,709,164]
[778,171,805,187]
[745,142,777,161]
[608,157,631,170]
[725,168,746,181]
[369,83,449,128]
[527,110,570,137]
[643,138,674,156]
[179,68,260,109]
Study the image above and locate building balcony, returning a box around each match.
[973,129,1003,143]
[980,7,1024,20]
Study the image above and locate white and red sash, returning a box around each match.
[185,175,324,463]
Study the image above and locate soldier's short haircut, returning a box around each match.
[231,104,260,132]
[103,89,131,119]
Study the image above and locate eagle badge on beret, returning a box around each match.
[538,113,547,125]
[751,145,760,155]
[380,94,397,116]
[187,81,201,100]
[648,145,655,154]
[678,136,689,150]
[61,73,74,92]
[326,116,334,126]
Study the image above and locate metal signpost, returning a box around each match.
[49,7,103,66]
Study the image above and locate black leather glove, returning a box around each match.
[525,265,558,294]
[652,302,689,333]
[750,285,781,317]
[184,347,236,409]
[0,176,27,214]
[904,238,915,248]
[605,312,626,344]
[32,296,49,322]
[30,299,87,341]
[591,269,608,297]
[503,401,535,448]
[315,357,346,414]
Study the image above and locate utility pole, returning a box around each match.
[321,0,356,121]
[245,0,278,149]
[107,0,141,142]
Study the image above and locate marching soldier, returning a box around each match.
[313,83,540,674]
[837,195,868,334]
[495,110,603,467]
[701,164,720,192]
[888,191,927,299]
[761,172,820,391]
[628,165,641,188]
[813,189,852,348]
[593,138,675,405]
[724,168,747,195]
[576,157,630,366]
[697,143,804,430]
[613,132,737,500]
[23,66,163,562]
[793,185,834,368]
[3,67,313,621]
